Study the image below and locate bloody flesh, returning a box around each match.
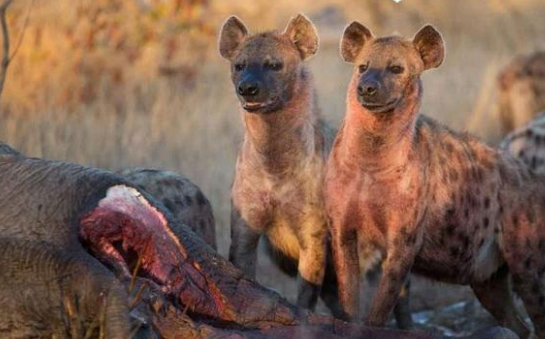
[80,185,227,319]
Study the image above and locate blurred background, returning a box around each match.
[1,0,545,334]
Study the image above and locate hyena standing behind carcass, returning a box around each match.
[218,13,339,314]
[325,22,545,338]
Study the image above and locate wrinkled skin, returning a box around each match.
[0,238,130,339]
[0,142,306,338]
[0,141,516,339]
[0,147,134,338]
[0,144,301,325]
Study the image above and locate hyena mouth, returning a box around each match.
[243,102,266,111]
[80,185,225,318]
[361,98,400,113]
[243,99,279,113]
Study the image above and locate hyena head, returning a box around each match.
[341,22,444,116]
[219,14,318,114]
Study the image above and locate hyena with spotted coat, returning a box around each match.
[498,52,545,135]
[326,22,545,338]
[219,14,340,313]
[501,111,545,175]
[118,168,217,249]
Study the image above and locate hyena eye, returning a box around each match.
[358,63,368,73]
[234,63,245,72]
[265,61,283,71]
[390,65,404,74]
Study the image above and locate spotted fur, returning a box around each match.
[326,23,542,339]
[501,111,545,174]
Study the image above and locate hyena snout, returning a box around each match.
[237,77,260,98]
[356,73,398,111]
[357,78,380,99]
[235,72,276,113]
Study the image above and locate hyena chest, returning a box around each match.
[355,177,421,249]
[267,184,325,260]
[267,217,303,260]
[236,181,321,260]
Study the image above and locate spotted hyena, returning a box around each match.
[501,111,545,175]
[325,22,545,338]
[498,51,545,135]
[218,13,344,314]
[219,15,414,325]
[118,168,216,249]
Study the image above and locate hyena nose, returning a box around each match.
[237,81,260,97]
[358,81,379,97]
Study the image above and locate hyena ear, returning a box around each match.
[340,21,373,63]
[219,16,249,61]
[412,24,445,70]
[283,14,319,61]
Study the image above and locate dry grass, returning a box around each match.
[2,0,545,318]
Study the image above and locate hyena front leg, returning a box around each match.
[470,266,530,339]
[330,219,361,321]
[365,229,420,327]
[319,244,345,319]
[229,207,261,278]
[296,217,328,310]
[393,279,413,329]
[360,238,413,328]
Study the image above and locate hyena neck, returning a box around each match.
[241,69,318,174]
[339,79,422,173]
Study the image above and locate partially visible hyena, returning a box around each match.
[498,51,545,135]
[326,22,545,338]
[218,14,343,314]
[118,168,216,249]
[501,111,545,174]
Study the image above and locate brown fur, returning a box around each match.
[498,51,545,135]
[326,23,543,338]
[118,168,217,249]
[219,14,336,312]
